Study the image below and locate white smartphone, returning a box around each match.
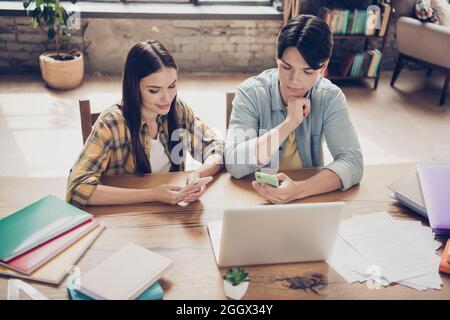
[180,176,213,193]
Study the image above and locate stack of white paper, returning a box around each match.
[327,212,443,291]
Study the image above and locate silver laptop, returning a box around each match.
[207,202,345,267]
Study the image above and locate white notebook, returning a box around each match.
[77,242,173,300]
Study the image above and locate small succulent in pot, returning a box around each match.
[223,268,249,300]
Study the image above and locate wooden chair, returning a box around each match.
[81,94,235,144]
[226,92,235,129]
[79,100,100,145]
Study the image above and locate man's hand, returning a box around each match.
[285,96,310,129]
[251,173,307,204]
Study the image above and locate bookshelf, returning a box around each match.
[284,1,393,90]
[323,1,392,90]
[325,33,387,88]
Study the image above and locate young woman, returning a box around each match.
[225,15,363,204]
[67,40,224,208]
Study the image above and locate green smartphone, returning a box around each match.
[255,172,279,188]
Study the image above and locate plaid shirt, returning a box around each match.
[67,98,224,208]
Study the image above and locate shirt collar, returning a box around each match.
[270,72,285,111]
[140,114,167,132]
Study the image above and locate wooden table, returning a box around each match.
[0,163,449,300]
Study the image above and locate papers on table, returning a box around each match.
[327,212,443,291]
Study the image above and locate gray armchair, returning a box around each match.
[390,0,450,106]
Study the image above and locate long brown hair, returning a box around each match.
[121,39,180,174]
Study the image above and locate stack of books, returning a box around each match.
[67,243,173,300]
[0,195,105,284]
[388,163,450,275]
[318,3,391,37]
[339,49,382,78]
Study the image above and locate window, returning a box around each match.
[7,0,273,4]
[78,0,273,4]
[195,0,272,4]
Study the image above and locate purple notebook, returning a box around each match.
[418,164,450,231]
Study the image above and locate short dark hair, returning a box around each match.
[277,15,333,70]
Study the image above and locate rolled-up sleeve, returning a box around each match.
[225,87,262,179]
[323,90,364,190]
[66,120,112,208]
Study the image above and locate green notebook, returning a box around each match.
[0,195,92,262]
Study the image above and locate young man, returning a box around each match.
[225,14,363,204]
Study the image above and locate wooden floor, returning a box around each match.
[0,69,449,177]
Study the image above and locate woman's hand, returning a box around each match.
[186,171,200,186]
[150,185,192,205]
[183,171,206,203]
[182,185,206,203]
[251,173,307,204]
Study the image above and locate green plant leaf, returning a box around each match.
[47,27,56,40]
[31,7,41,19]
[42,6,48,22]
[45,7,55,26]
[22,0,32,9]
[32,17,39,28]
[31,7,42,28]
[22,0,74,46]
[223,268,249,286]
[55,3,62,17]
[61,7,69,26]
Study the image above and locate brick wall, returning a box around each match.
[84,19,282,74]
[0,11,404,75]
[0,16,87,73]
[0,16,282,74]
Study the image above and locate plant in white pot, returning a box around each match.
[223,268,249,300]
[23,0,84,90]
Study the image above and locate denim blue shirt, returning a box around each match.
[225,68,363,190]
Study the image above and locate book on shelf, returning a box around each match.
[368,49,382,77]
[365,7,378,36]
[340,51,356,77]
[319,4,390,37]
[379,3,392,37]
[336,49,382,78]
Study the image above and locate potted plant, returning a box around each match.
[23,0,84,90]
[223,268,249,300]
